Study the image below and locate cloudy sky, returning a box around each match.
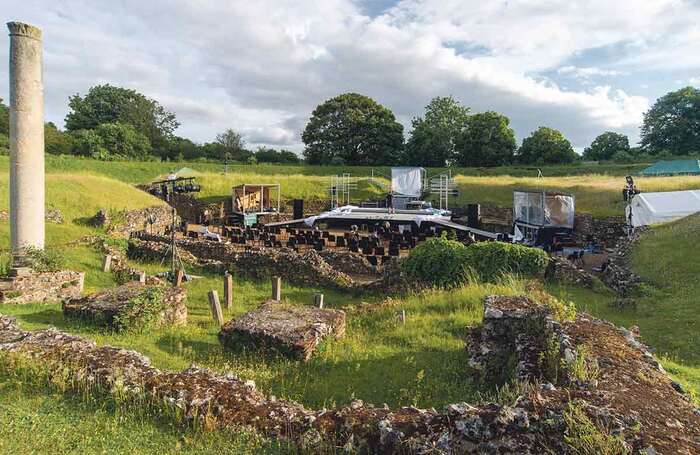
[2,0,700,153]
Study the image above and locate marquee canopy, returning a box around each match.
[626,190,700,227]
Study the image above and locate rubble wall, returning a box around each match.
[0,270,84,304]
[93,205,174,237]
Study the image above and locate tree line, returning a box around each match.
[1,84,699,166]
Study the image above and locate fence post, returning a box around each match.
[271,276,282,301]
[208,290,224,326]
[223,272,233,309]
[174,269,184,287]
[314,294,324,309]
[101,254,112,272]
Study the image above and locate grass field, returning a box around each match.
[1,156,699,451]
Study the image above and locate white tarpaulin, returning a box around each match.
[391,167,423,197]
[513,191,575,228]
[626,190,700,227]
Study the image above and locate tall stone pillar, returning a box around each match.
[7,22,45,263]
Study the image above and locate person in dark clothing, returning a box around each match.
[385,192,394,214]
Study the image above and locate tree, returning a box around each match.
[517,127,578,164]
[640,86,700,155]
[64,84,179,153]
[44,122,74,155]
[455,111,516,167]
[404,96,470,166]
[0,97,8,136]
[302,93,404,165]
[216,129,249,165]
[254,147,300,163]
[583,132,630,161]
[71,122,152,160]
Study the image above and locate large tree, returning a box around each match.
[455,111,516,167]
[71,122,152,160]
[44,122,74,155]
[65,84,179,153]
[517,127,578,164]
[216,128,249,164]
[404,96,470,166]
[302,93,404,165]
[583,132,630,161]
[640,86,700,155]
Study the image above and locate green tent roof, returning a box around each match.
[640,160,700,176]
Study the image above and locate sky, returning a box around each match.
[2,0,700,154]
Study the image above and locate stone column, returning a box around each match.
[7,22,45,263]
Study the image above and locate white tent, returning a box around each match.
[391,167,424,197]
[626,190,700,227]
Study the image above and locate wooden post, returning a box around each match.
[223,273,233,309]
[314,294,324,309]
[101,254,112,272]
[271,276,282,301]
[174,269,184,287]
[208,290,224,326]
[136,271,146,284]
[399,310,406,325]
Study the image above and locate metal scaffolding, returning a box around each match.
[428,171,458,210]
[329,173,357,208]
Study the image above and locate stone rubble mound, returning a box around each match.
[62,282,187,328]
[218,301,346,361]
[0,270,84,304]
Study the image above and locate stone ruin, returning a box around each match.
[62,282,187,329]
[219,301,346,361]
[0,270,84,304]
[2,292,698,453]
[92,205,175,238]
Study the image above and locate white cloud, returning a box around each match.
[2,0,699,152]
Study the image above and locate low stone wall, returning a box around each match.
[318,250,378,277]
[62,283,187,329]
[573,214,626,247]
[3,297,698,453]
[0,270,84,304]
[545,257,595,288]
[600,229,647,296]
[93,205,174,237]
[128,236,355,290]
[0,207,63,224]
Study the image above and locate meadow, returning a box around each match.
[0,156,699,452]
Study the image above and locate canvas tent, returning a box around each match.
[626,190,700,227]
[391,167,424,197]
[639,160,700,176]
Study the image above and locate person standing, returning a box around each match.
[385,192,394,214]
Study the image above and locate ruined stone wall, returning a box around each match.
[573,214,626,247]
[93,205,174,237]
[0,270,84,304]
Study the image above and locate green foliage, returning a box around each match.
[464,242,550,281]
[563,402,630,454]
[518,126,578,164]
[0,133,9,156]
[612,150,633,163]
[400,236,470,288]
[24,247,66,272]
[254,147,300,164]
[64,84,179,154]
[404,96,471,166]
[569,345,600,383]
[216,128,250,163]
[456,111,516,167]
[641,86,700,155]
[583,132,630,161]
[302,92,404,165]
[113,287,165,332]
[0,97,9,136]
[70,123,152,160]
[44,122,74,155]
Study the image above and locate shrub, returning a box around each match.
[113,287,165,332]
[24,247,66,272]
[464,242,549,281]
[400,236,469,288]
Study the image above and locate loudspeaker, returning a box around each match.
[293,199,304,219]
[467,204,481,228]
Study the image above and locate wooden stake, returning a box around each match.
[101,254,112,272]
[271,276,282,301]
[174,269,184,287]
[223,273,233,309]
[314,294,324,309]
[400,310,406,325]
[208,290,224,326]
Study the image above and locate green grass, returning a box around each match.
[0,377,278,454]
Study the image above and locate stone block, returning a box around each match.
[62,282,187,329]
[219,301,345,361]
[0,270,84,304]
